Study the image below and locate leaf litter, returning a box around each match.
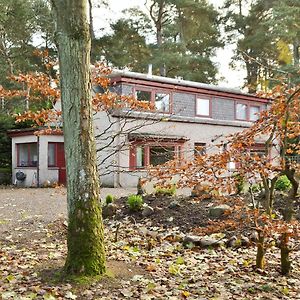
[0,195,300,299]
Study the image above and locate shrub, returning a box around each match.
[275,175,291,191]
[155,185,176,196]
[105,194,114,205]
[249,183,261,193]
[127,194,144,211]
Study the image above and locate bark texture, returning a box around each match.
[51,0,105,275]
[256,231,265,269]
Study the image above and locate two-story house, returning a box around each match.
[8,70,269,187]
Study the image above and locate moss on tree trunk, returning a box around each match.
[51,0,106,276]
[256,231,265,269]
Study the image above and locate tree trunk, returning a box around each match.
[279,168,297,275]
[280,233,291,275]
[256,231,265,269]
[51,0,106,276]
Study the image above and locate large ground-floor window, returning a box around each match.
[17,143,38,167]
[130,140,183,170]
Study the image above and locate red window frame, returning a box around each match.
[195,96,212,117]
[235,101,262,121]
[48,142,58,167]
[16,142,38,167]
[129,140,183,170]
[133,86,172,114]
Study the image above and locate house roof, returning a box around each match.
[7,127,63,137]
[110,70,269,103]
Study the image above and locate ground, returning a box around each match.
[1,187,300,300]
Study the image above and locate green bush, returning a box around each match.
[275,175,291,191]
[249,183,261,193]
[105,194,114,205]
[127,195,144,211]
[155,185,176,196]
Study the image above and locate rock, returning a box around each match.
[250,231,258,242]
[142,204,154,217]
[102,203,117,219]
[183,235,222,248]
[199,237,222,248]
[226,236,238,247]
[209,204,231,218]
[168,200,180,209]
[240,235,250,246]
[191,184,212,199]
[183,235,202,247]
[137,177,146,196]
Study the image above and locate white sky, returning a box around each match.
[92,0,246,89]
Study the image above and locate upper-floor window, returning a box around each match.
[135,90,151,103]
[236,103,247,120]
[135,87,171,113]
[155,93,170,112]
[17,143,38,167]
[196,97,210,117]
[236,102,261,121]
[249,106,260,121]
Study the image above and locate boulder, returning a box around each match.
[191,184,212,199]
[142,204,154,217]
[199,237,222,248]
[183,235,202,247]
[102,203,117,219]
[183,235,222,248]
[209,204,231,218]
[240,235,250,247]
[226,236,238,247]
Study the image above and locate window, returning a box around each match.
[196,98,210,116]
[149,146,174,166]
[155,93,170,112]
[236,102,263,121]
[48,143,56,167]
[134,87,171,113]
[249,106,260,121]
[17,143,38,167]
[136,146,145,168]
[236,103,247,120]
[135,90,151,103]
[130,141,182,169]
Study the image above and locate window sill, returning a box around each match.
[15,166,37,169]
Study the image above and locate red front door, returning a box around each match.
[56,143,66,185]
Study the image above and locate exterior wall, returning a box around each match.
[173,92,195,117]
[39,135,64,185]
[114,117,252,187]
[212,97,235,120]
[121,83,267,122]
[93,111,118,187]
[11,134,64,187]
[12,135,38,187]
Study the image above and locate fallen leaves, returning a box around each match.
[0,213,300,299]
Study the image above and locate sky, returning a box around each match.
[92,0,246,89]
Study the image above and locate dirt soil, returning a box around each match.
[114,194,240,234]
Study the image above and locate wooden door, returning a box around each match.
[56,143,66,184]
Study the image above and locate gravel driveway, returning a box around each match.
[0,187,136,235]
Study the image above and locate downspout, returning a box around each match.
[37,135,40,187]
[115,116,121,187]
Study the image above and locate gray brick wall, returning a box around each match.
[212,97,235,120]
[109,84,122,94]
[173,92,196,117]
[121,84,133,95]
